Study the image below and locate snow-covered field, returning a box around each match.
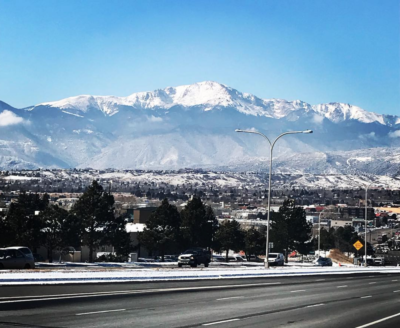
[1,264,400,285]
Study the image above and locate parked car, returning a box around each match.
[373,258,385,266]
[212,255,225,262]
[268,253,285,266]
[359,258,375,266]
[178,248,211,268]
[0,247,35,269]
[315,257,333,266]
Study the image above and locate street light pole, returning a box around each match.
[318,209,326,258]
[363,181,382,267]
[235,129,313,268]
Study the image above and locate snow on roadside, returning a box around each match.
[1,266,400,285]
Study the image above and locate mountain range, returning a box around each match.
[0,81,399,175]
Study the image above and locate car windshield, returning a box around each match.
[13,248,33,258]
[183,250,198,255]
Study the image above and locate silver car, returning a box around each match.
[0,246,35,269]
[268,253,285,266]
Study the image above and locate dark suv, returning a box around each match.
[178,248,211,268]
[315,257,333,266]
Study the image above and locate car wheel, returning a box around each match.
[191,262,197,268]
[24,264,31,269]
[178,263,182,268]
[204,262,209,268]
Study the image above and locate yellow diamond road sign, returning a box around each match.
[353,240,363,251]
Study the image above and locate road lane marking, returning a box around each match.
[368,276,375,278]
[306,303,324,308]
[290,290,306,293]
[337,285,347,288]
[360,296,372,299]
[315,279,325,281]
[392,280,398,282]
[0,282,282,304]
[203,319,240,326]
[76,309,126,316]
[216,296,244,301]
[355,312,400,328]
[369,282,376,285]
[393,290,400,293]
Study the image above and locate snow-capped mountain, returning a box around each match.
[33,81,397,125]
[0,81,399,173]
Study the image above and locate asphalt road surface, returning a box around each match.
[1,273,400,327]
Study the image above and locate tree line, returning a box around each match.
[0,180,365,263]
[0,181,130,262]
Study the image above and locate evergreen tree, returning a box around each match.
[5,191,49,251]
[243,226,266,260]
[138,199,181,260]
[213,219,245,262]
[41,205,69,262]
[180,196,217,249]
[0,211,12,247]
[71,181,115,262]
[103,215,132,258]
[61,213,83,250]
[270,199,312,262]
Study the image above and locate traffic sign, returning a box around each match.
[353,240,363,251]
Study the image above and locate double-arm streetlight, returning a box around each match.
[235,129,313,268]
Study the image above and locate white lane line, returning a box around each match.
[216,296,244,301]
[290,290,306,293]
[76,309,126,316]
[203,318,240,326]
[369,276,375,278]
[392,280,398,282]
[306,303,324,308]
[337,285,348,288]
[0,281,282,304]
[315,279,325,281]
[355,312,400,328]
[360,296,372,299]
[369,282,376,285]
[393,290,400,293]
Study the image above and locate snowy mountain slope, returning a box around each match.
[34,81,398,126]
[0,81,399,172]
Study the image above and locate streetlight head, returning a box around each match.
[303,130,313,134]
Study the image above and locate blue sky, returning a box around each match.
[0,0,398,115]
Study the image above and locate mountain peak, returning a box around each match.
[27,81,397,126]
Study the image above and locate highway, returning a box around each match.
[1,273,400,327]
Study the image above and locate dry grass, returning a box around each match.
[327,249,353,265]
